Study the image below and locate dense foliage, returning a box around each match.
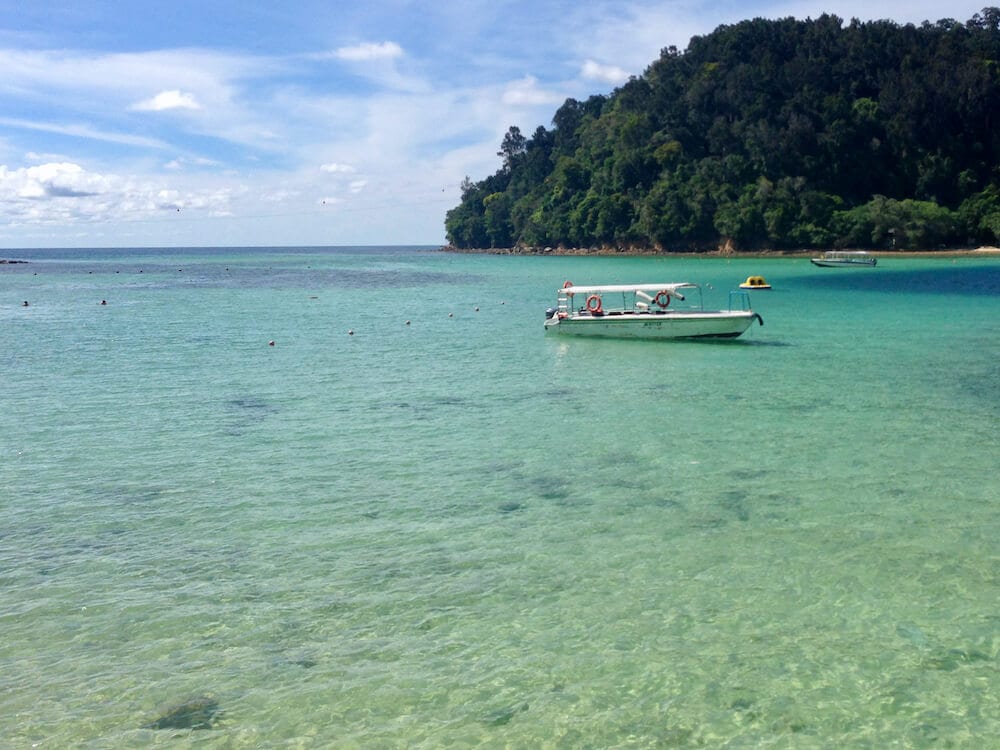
[446,10,1000,251]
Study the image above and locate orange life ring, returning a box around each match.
[586,294,603,313]
[654,290,671,308]
[563,280,574,288]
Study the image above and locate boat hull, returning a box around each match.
[544,311,758,339]
[810,259,876,267]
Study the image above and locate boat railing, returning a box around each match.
[728,290,752,311]
[556,291,571,315]
[557,284,744,315]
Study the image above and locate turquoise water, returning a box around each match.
[2,247,998,748]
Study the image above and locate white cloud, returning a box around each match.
[334,41,404,62]
[501,75,564,106]
[131,90,202,112]
[320,162,357,173]
[0,33,573,245]
[0,48,252,106]
[165,155,220,170]
[3,162,108,199]
[581,59,630,85]
[0,47,280,155]
[328,41,430,93]
[0,161,236,225]
[0,117,168,149]
[25,150,65,162]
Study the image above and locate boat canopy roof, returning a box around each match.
[562,282,696,295]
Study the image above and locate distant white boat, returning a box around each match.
[811,250,877,267]
[543,282,763,340]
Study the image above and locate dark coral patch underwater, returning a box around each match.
[142,695,220,731]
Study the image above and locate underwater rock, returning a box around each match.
[527,476,570,500]
[719,490,750,521]
[482,702,529,726]
[143,695,220,730]
[497,501,525,513]
[924,648,992,671]
[896,623,929,647]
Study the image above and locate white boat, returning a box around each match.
[811,250,877,267]
[544,282,763,340]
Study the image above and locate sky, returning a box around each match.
[0,0,992,248]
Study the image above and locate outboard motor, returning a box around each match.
[545,307,557,320]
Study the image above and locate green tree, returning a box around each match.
[445,9,1000,250]
[497,126,527,172]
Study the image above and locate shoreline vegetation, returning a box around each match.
[439,245,1000,258]
[444,13,1000,255]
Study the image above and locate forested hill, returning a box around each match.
[445,10,1000,252]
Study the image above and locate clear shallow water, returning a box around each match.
[2,247,998,748]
